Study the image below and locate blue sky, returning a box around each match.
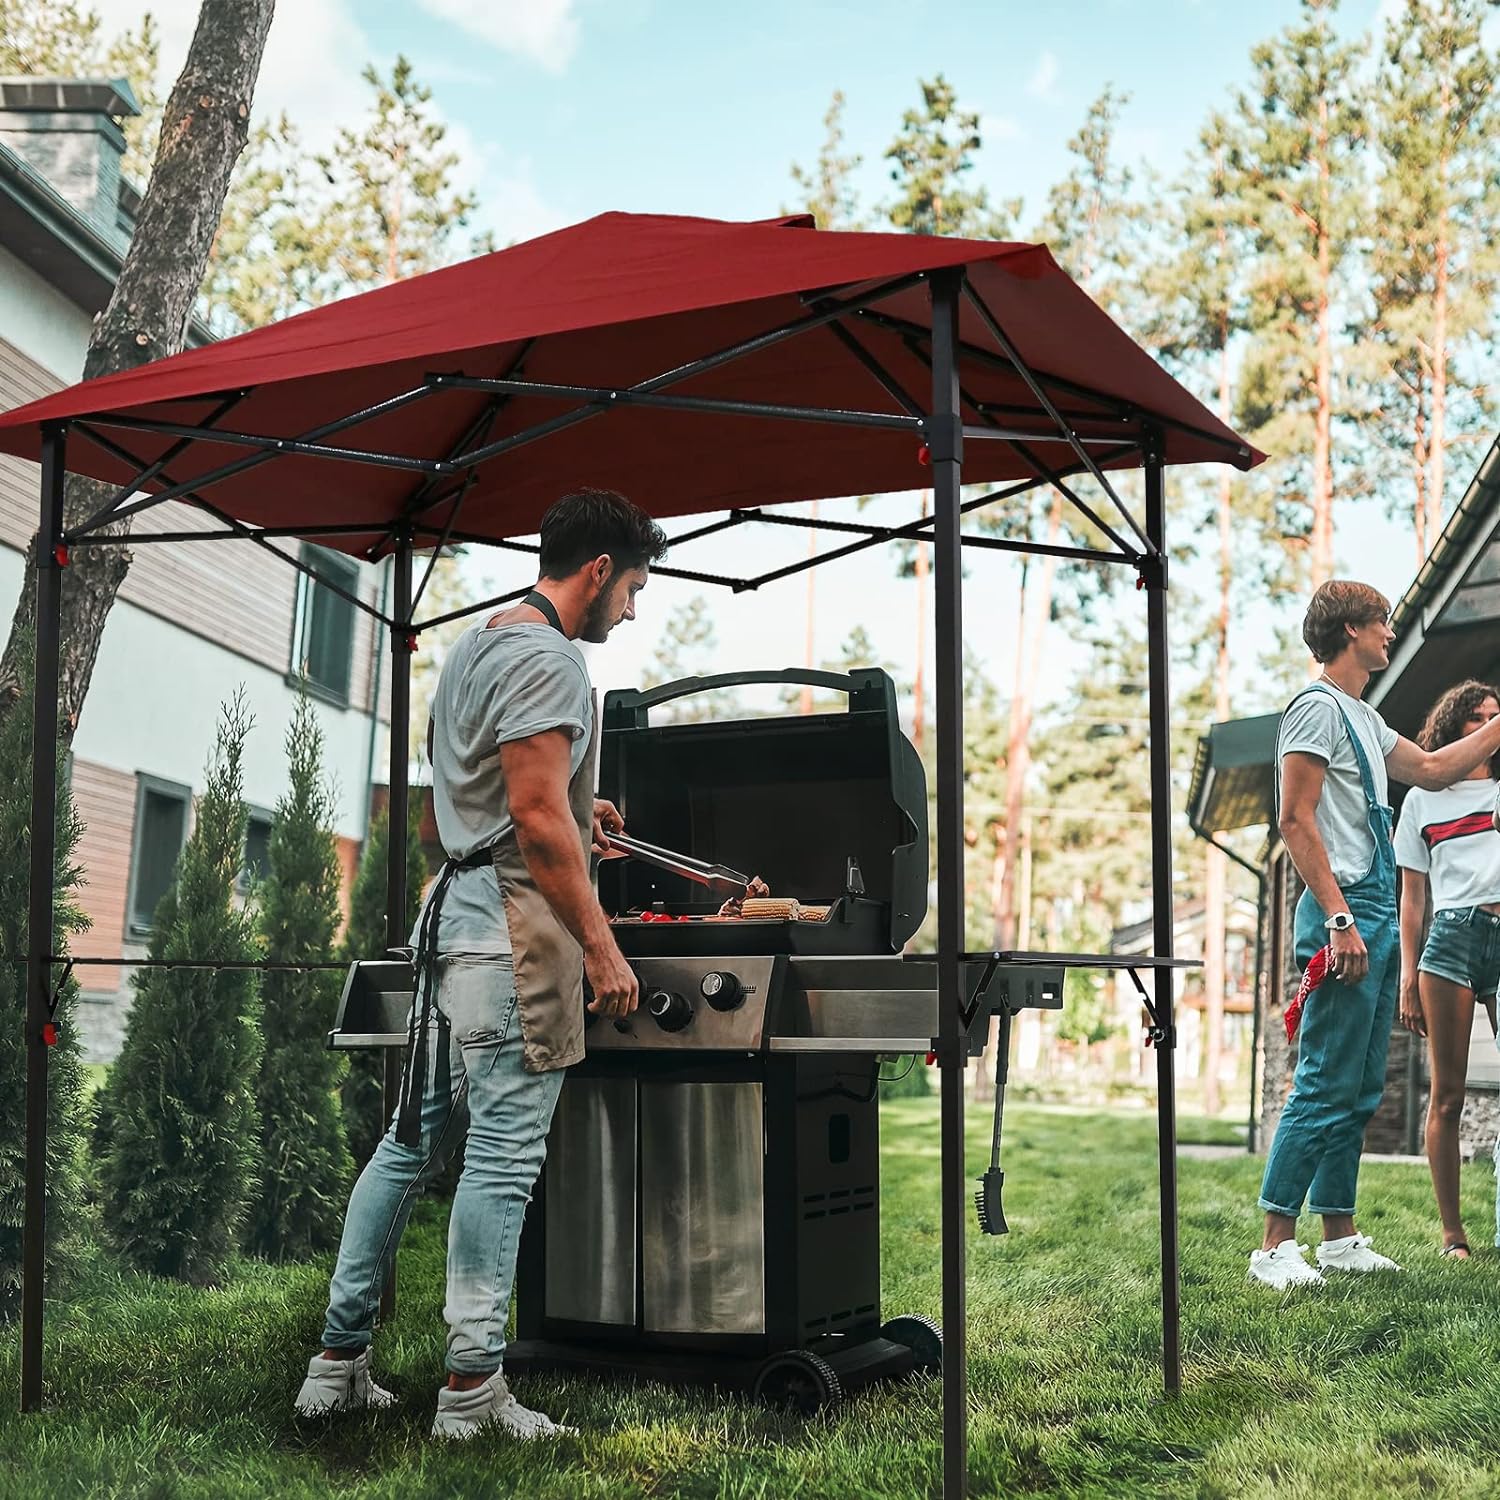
[96,0,1416,712]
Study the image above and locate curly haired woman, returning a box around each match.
[1394,679,1500,1260]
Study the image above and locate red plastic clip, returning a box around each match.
[403,632,420,652]
[925,1050,937,1066]
[917,443,932,467]
[41,1021,58,1047]
[53,544,69,568]
[1135,574,1146,591]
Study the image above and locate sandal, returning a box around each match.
[1440,1242,1471,1259]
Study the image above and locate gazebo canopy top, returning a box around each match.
[0,210,1262,555]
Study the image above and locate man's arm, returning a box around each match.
[1386,712,1500,790]
[500,729,638,1017]
[1279,750,1370,982]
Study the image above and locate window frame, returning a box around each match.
[288,543,361,708]
[124,772,193,941]
[239,803,276,896]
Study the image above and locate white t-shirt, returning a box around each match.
[1277,682,1398,886]
[1394,779,1500,911]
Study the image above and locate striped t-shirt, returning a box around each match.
[1393,778,1500,911]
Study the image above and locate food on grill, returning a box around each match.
[716,875,769,918]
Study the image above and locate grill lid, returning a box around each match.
[598,668,927,952]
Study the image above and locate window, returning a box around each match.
[126,775,191,938]
[240,808,274,893]
[291,544,360,705]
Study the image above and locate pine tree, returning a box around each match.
[1364,0,1499,561]
[790,90,864,230]
[248,695,352,1259]
[98,696,262,1284]
[339,800,427,1170]
[1224,0,1368,587]
[642,596,740,722]
[0,632,89,1318]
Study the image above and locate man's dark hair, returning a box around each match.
[538,488,668,579]
[1301,579,1390,664]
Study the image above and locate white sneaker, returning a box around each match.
[293,1349,398,1415]
[431,1372,576,1441]
[1316,1233,1402,1274]
[1248,1239,1325,1289]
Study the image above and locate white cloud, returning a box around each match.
[1025,49,1059,101]
[414,0,581,73]
[979,112,1023,143]
[91,0,371,153]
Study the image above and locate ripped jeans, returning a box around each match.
[321,957,565,1375]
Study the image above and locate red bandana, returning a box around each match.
[1284,944,1331,1042]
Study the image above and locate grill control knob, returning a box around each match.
[647,989,693,1032]
[700,971,744,1011]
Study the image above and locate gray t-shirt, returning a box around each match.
[1277,682,1398,886]
[409,621,594,956]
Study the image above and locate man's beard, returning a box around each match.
[580,589,616,643]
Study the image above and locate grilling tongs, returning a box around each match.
[604,831,751,892]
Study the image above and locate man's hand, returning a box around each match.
[1398,976,1426,1036]
[592,798,626,857]
[1328,922,1369,985]
[585,935,638,1018]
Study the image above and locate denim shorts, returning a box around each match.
[1420,906,1500,998]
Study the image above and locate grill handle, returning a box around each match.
[603,667,893,728]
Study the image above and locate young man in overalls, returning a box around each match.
[295,490,667,1432]
[1252,580,1500,1288]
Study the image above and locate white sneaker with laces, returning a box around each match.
[1316,1233,1402,1274]
[293,1349,398,1415]
[1248,1239,1325,1289]
[431,1373,576,1441]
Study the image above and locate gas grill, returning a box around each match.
[498,668,1064,1408]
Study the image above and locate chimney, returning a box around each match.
[0,77,141,248]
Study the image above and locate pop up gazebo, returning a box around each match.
[0,210,1262,1498]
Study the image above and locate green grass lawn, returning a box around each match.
[5,1099,1500,1499]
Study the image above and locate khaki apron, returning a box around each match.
[494,703,596,1073]
[395,689,596,1145]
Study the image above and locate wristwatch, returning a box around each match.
[1324,911,1355,931]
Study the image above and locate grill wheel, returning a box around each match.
[879,1313,944,1373]
[751,1349,844,1413]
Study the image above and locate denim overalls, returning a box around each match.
[1259,686,1400,1219]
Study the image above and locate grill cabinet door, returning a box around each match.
[543,1076,637,1328]
[640,1081,765,1334]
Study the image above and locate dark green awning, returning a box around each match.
[1187,712,1280,836]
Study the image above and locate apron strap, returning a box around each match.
[394,841,499,1148]
[523,590,566,635]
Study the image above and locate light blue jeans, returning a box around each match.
[321,957,565,1375]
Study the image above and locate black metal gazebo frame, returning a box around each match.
[17,266,1242,1497]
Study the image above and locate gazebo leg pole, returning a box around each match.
[929,268,968,1499]
[22,423,66,1412]
[1143,434,1181,1397]
[380,535,414,1321]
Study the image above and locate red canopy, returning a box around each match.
[0,211,1262,552]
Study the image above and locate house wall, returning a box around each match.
[0,266,392,1062]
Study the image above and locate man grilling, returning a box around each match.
[295,488,667,1438]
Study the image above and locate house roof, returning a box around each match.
[1367,432,1500,737]
[1186,711,1280,836]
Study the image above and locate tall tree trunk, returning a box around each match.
[800,502,818,714]
[0,0,277,735]
[1310,97,1334,588]
[1413,396,1429,567]
[1202,334,1234,1119]
[1430,207,1450,546]
[912,493,929,755]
